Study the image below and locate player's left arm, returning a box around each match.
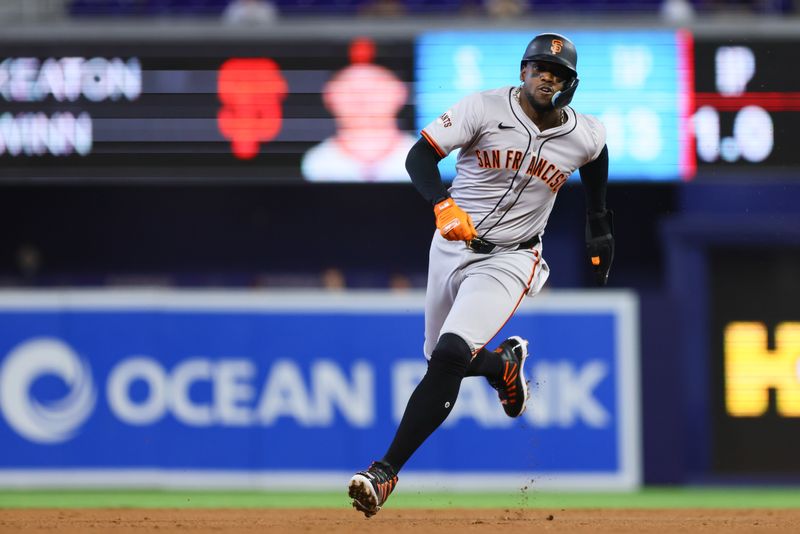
[579,144,614,286]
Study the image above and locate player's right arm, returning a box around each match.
[406,137,477,242]
[405,92,484,242]
[406,138,449,205]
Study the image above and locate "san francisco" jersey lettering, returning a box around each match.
[475,149,569,193]
[475,149,525,171]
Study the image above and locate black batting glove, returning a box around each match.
[585,210,614,286]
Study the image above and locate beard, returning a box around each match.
[523,87,555,112]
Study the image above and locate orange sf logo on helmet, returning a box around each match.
[550,39,563,54]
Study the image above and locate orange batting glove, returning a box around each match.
[434,198,477,242]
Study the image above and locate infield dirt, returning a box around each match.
[2,508,800,533]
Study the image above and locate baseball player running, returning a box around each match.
[348,33,614,517]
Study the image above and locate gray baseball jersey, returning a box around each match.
[420,85,606,358]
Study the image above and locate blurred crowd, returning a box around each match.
[0,0,795,22]
[3,242,423,291]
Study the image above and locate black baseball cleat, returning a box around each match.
[489,336,530,417]
[348,460,398,518]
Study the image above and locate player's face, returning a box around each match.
[520,61,570,110]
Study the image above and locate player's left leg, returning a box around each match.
[464,346,501,377]
[485,336,530,417]
[444,248,546,417]
[466,339,530,418]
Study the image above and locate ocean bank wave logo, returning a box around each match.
[0,337,96,444]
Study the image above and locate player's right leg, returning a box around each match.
[348,332,472,517]
[349,233,472,517]
[348,460,398,518]
[422,232,465,358]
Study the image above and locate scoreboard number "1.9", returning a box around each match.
[694,47,774,164]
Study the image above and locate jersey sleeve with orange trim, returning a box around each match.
[420,92,485,158]
[582,114,607,163]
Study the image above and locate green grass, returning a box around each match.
[1,488,799,509]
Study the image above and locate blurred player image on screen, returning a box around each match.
[348,33,615,517]
[301,38,417,182]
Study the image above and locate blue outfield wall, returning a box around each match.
[0,290,639,491]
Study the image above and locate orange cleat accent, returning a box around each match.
[489,336,530,417]
[348,461,398,518]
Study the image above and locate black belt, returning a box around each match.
[467,235,540,254]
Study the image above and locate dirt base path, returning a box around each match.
[2,508,800,533]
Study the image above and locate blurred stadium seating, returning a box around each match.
[62,0,774,18]
[65,0,650,17]
[0,0,791,24]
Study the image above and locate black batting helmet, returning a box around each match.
[520,33,578,76]
[520,33,579,108]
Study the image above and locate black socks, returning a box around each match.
[464,347,503,380]
[382,333,471,471]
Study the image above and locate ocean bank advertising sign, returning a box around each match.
[0,290,639,490]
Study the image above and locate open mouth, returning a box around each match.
[538,86,554,95]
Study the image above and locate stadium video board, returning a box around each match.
[710,248,800,473]
[416,30,695,182]
[0,38,415,183]
[694,38,800,178]
[9,32,800,184]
